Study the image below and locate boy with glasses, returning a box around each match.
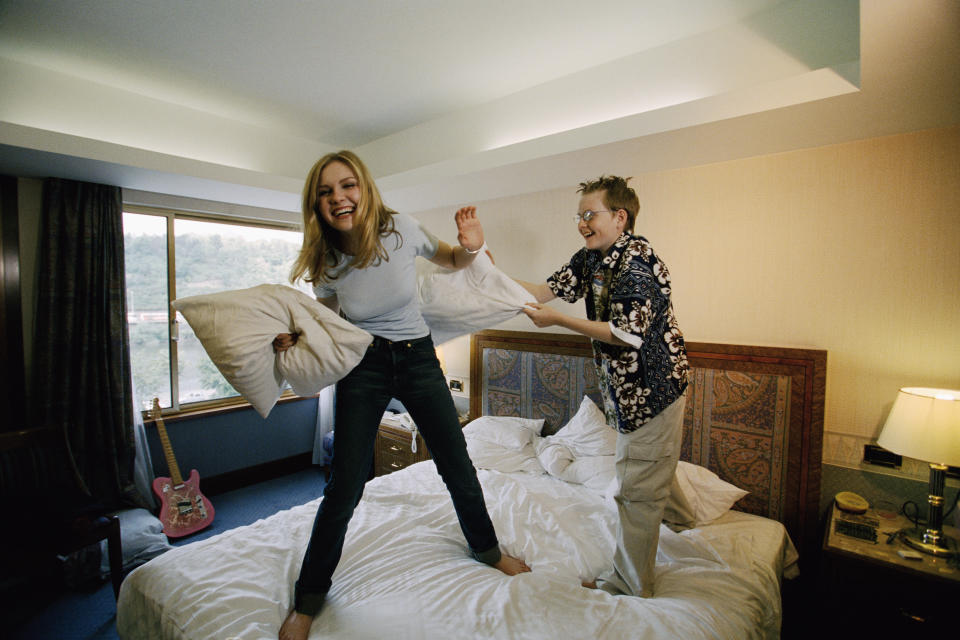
[519,175,689,598]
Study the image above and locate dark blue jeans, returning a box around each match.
[293,334,500,615]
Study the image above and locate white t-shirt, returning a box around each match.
[313,213,439,340]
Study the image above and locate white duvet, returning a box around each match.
[118,440,797,640]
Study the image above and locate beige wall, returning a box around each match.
[413,125,960,473]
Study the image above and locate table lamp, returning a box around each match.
[877,387,960,557]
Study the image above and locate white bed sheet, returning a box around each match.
[118,455,796,640]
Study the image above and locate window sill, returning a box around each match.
[142,392,316,424]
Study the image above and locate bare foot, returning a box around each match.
[493,553,531,575]
[279,610,313,640]
[581,579,598,589]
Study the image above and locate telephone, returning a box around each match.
[381,411,419,452]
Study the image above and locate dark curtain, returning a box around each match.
[32,178,136,508]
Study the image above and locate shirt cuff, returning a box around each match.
[546,278,563,299]
[610,322,644,349]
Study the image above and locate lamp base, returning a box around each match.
[899,527,958,557]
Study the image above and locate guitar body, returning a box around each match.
[152,469,215,538]
[149,398,215,538]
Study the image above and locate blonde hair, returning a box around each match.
[578,175,638,233]
[290,150,399,284]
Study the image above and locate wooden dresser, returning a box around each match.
[374,422,430,477]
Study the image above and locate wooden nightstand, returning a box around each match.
[374,422,430,477]
[819,503,959,634]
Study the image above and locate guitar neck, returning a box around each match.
[151,400,184,486]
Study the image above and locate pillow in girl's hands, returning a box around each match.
[172,284,371,418]
[417,248,532,346]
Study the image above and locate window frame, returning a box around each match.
[123,203,305,419]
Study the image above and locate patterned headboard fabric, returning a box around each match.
[470,329,826,561]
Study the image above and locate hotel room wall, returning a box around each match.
[414,125,960,477]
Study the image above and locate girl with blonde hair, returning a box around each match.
[276,150,530,640]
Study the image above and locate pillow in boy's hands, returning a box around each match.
[172,284,371,418]
[417,247,531,345]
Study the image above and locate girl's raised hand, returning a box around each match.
[454,206,484,252]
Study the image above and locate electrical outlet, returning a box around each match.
[448,379,463,392]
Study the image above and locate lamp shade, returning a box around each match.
[877,387,960,467]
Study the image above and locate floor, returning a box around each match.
[10,466,328,640]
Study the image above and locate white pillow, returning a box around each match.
[462,415,544,450]
[99,508,171,576]
[465,437,546,475]
[534,440,576,477]
[172,284,372,418]
[534,397,616,488]
[541,451,615,491]
[417,248,532,345]
[544,396,617,457]
[663,461,749,526]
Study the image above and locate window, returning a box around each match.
[123,207,308,413]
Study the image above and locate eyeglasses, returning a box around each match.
[573,209,613,223]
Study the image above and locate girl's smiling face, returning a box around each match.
[316,160,361,235]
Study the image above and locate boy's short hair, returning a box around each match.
[577,175,638,232]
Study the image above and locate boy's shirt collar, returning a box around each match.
[598,232,632,268]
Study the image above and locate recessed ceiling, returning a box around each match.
[0,0,954,215]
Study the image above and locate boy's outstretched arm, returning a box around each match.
[515,280,555,303]
[517,280,628,346]
[522,303,627,346]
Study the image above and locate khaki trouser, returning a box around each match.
[600,392,687,598]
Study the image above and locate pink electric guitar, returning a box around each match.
[150,398,214,538]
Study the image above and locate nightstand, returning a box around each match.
[374,422,430,477]
[819,503,959,634]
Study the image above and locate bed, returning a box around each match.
[117,329,826,639]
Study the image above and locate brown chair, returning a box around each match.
[0,428,124,606]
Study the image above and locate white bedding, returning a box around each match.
[118,441,797,640]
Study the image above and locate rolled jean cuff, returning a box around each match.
[294,590,326,617]
[472,544,502,566]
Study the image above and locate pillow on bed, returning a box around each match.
[464,437,546,475]
[172,284,372,418]
[539,397,746,525]
[462,415,544,449]
[555,455,615,492]
[542,396,617,457]
[417,248,532,346]
[535,397,616,487]
[663,461,749,526]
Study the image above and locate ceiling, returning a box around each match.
[0,0,957,216]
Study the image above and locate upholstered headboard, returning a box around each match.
[469,329,826,561]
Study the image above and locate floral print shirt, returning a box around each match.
[548,232,689,433]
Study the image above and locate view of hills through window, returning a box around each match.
[123,211,308,410]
